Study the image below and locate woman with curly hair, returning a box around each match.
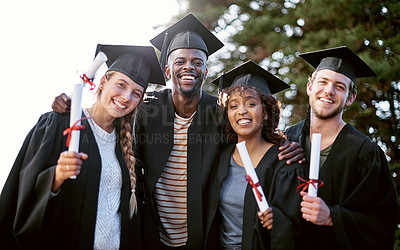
[204,61,306,249]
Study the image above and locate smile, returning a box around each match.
[319,97,334,104]
[113,99,126,109]
[237,119,251,125]
[179,73,198,81]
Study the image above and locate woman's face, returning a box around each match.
[99,71,144,119]
[227,89,265,140]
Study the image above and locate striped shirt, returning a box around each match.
[155,112,195,247]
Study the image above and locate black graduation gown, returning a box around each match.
[286,121,399,250]
[0,112,139,250]
[136,89,223,249]
[204,143,305,250]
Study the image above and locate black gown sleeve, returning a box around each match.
[267,163,305,250]
[0,112,68,248]
[0,122,37,249]
[329,144,399,249]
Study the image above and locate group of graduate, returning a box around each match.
[0,13,398,250]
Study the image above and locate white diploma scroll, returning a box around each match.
[308,133,321,197]
[68,52,107,178]
[236,141,269,212]
[69,51,107,152]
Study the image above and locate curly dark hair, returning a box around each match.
[218,85,286,146]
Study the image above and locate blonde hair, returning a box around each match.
[99,71,142,218]
[119,108,141,218]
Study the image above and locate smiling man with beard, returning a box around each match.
[139,13,306,247]
[285,46,399,250]
[168,48,206,96]
[135,14,224,249]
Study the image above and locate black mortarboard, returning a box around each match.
[150,13,224,72]
[298,46,377,83]
[211,60,289,94]
[95,44,166,89]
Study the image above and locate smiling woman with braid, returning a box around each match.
[0,44,165,250]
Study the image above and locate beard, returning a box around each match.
[178,82,202,96]
[177,74,204,96]
[310,98,345,120]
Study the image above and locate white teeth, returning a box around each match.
[181,75,195,80]
[238,119,251,125]
[114,100,126,109]
[320,97,333,103]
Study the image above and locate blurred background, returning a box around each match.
[1,0,399,247]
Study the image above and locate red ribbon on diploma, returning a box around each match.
[296,176,324,193]
[245,174,263,201]
[63,117,88,147]
[80,74,96,90]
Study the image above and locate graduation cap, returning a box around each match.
[150,13,224,72]
[298,46,377,83]
[211,60,289,95]
[96,44,166,89]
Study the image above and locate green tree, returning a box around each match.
[173,0,400,247]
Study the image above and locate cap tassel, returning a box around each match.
[159,31,169,75]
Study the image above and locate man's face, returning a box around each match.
[307,69,355,120]
[166,48,208,97]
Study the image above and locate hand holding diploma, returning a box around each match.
[257,208,273,229]
[236,141,269,212]
[53,151,88,192]
[298,133,331,225]
[300,191,333,226]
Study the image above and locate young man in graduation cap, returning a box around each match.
[285,46,399,249]
[135,14,225,249]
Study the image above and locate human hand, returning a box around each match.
[278,140,305,164]
[257,207,273,230]
[52,151,88,192]
[300,191,333,226]
[52,93,71,114]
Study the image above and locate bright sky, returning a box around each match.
[0,0,182,191]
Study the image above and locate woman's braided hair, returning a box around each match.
[119,108,141,218]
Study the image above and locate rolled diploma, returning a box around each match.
[236,141,269,212]
[308,133,321,197]
[68,52,107,178]
[69,51,107,152]
[68,83,84,153]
